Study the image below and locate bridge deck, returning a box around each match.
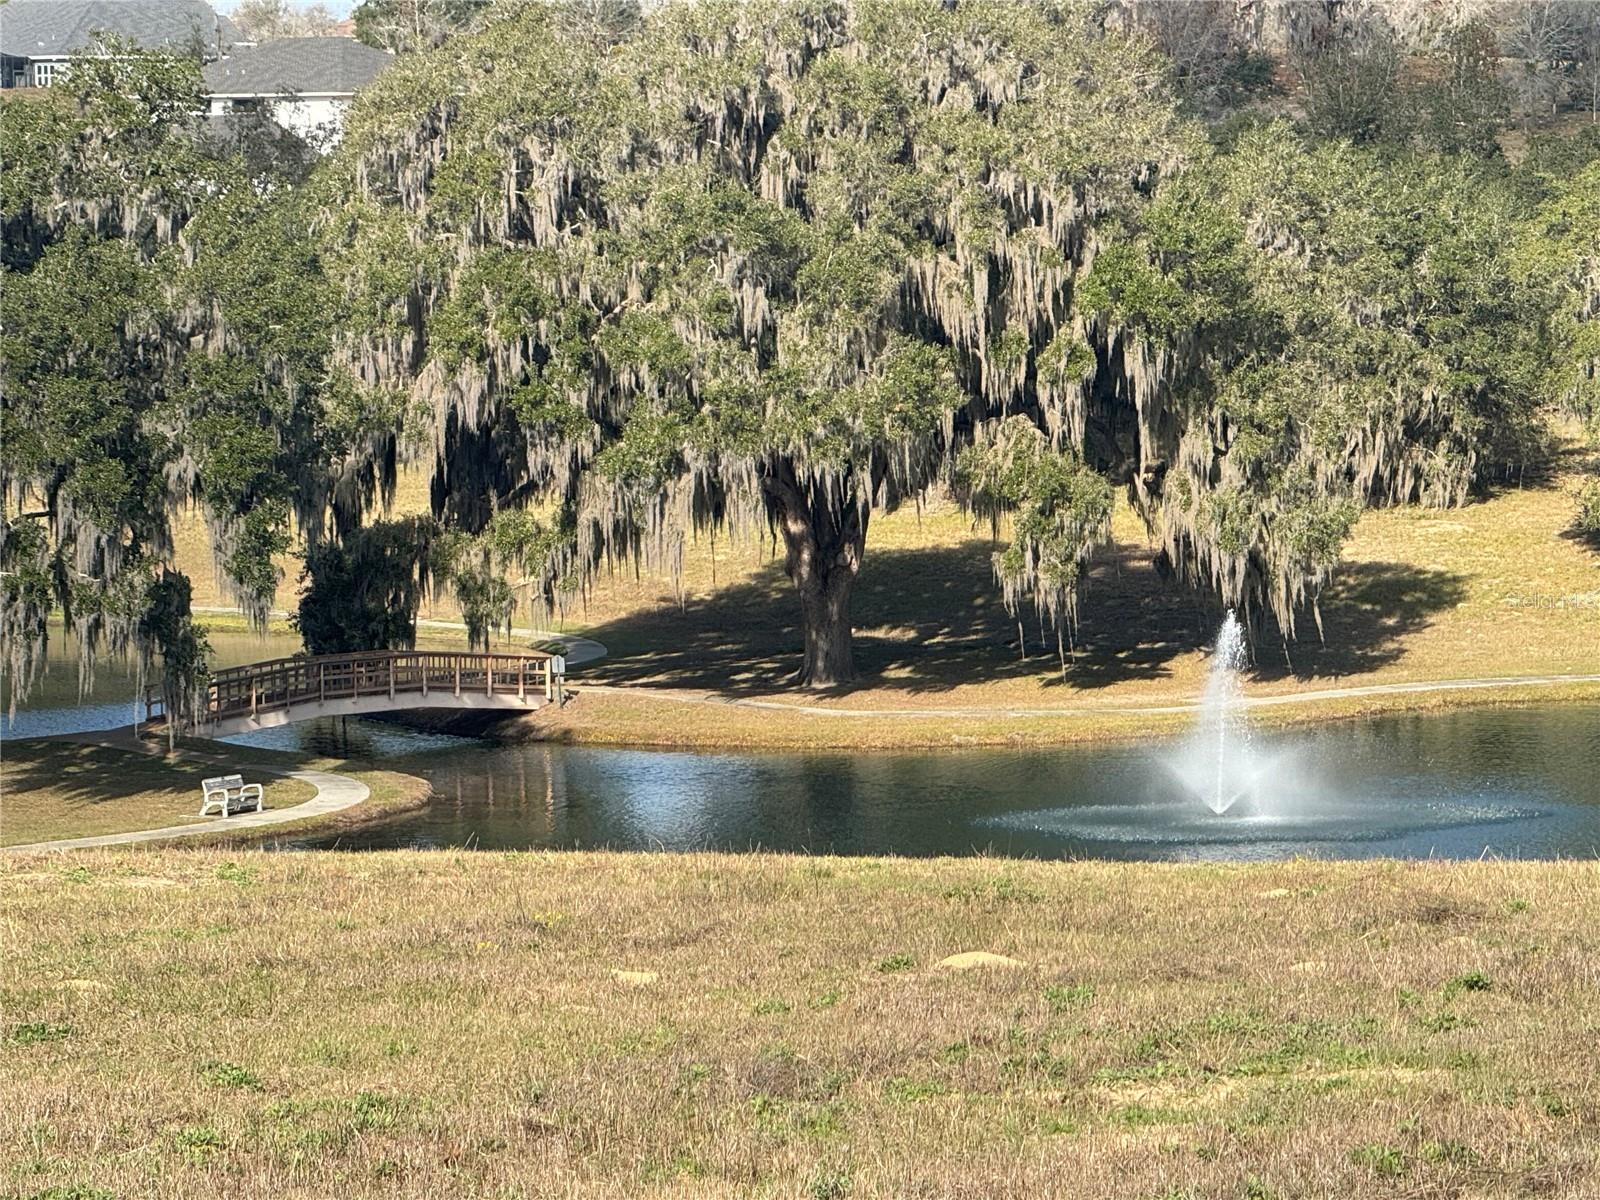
[146,650,563,736]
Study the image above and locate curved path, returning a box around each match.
[2,766,368,854]
[578,672,1600,719]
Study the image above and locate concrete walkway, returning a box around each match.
[3,766,369,854]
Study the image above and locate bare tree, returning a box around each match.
[1564,0,1600,120]
[352,0,489,53]
[231,0,341,42]
[1499,0,1580,119]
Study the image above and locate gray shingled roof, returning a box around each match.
[203,37,391,97]
[0,0,233,58]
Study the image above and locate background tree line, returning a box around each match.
[2,0,1597,711]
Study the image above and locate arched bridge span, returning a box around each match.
[146,650,566,737]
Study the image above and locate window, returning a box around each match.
[30,61,59,87]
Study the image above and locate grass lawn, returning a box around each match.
[0,739,430,848]
[0,741,315,847]
[1,852,1595,1197]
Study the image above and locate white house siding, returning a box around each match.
[208,93,352,147]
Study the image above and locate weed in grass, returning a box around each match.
[23,1187,116,1200]
[941,873,1041,904]
[810,988,842,1009]
[173,1125,224,1162]
[1421,1011,1471,1033]
[644,1152,705,1182]
[808,1166,852,1200]
[754,997,793,1016]
[351,1091,400,1131]
[1535,1091,1571,1117]
[8,1022,72,1046]
[1045,982,1095,1011]
[876,954,915,973]
[1003,1048,1073,1081]
[200,1060,264,1091]
[1445,971,1493,997]
[306,1037,354,1067]
[884,1077,947,1103]
[215,862,256,885]
[1110,1103,1182,1128]
[1243,1178,1278,1200]
[796,1102,847,1138]
[939,1041,971,1065]
[1351,1143,1408,1177]
[60,867,92,884]
[1421,1139,1479,1166]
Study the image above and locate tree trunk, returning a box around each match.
[764,460,871,689]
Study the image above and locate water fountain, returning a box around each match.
[1175,610,1259,816]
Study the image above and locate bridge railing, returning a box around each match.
[145,649,561,727]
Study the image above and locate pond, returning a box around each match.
[261,704,1599,861]
[10,631,1598,861]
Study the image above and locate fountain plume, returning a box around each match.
[1177,610,1258,815]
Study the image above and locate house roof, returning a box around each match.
[203,36,391,97]
[0,0,234,59]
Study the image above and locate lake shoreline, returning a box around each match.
[375,676,1600,752]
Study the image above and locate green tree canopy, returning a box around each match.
[0,47,335,720]
[319,0,1556,682]
[321,0,1191,685]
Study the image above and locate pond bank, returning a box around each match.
[391,672,1600,751]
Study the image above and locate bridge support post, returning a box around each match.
[487,660,494,697]
[319,664,325,703]
[454,661,461,698]
[251,680,258,718]
[518,660,526,701]
[388,656,395,701]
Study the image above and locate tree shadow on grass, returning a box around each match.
[1253,561,1470,682]
[580,537,1470,696]
[1,741,210,806]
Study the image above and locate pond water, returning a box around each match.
[263,704,1600,862]
[10,631,1598,861]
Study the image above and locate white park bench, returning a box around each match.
[199,774,264,818]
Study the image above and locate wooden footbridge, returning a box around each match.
[145,650,567,737]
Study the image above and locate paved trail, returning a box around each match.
[4,761,368,855]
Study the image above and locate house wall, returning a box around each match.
[206,93,353,148]
[269,95,349,144]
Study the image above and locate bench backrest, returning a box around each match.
[202,775,245,792]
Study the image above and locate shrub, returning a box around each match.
[1575,476,1600,540]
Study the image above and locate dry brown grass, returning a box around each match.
[1,852,1596,1198]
